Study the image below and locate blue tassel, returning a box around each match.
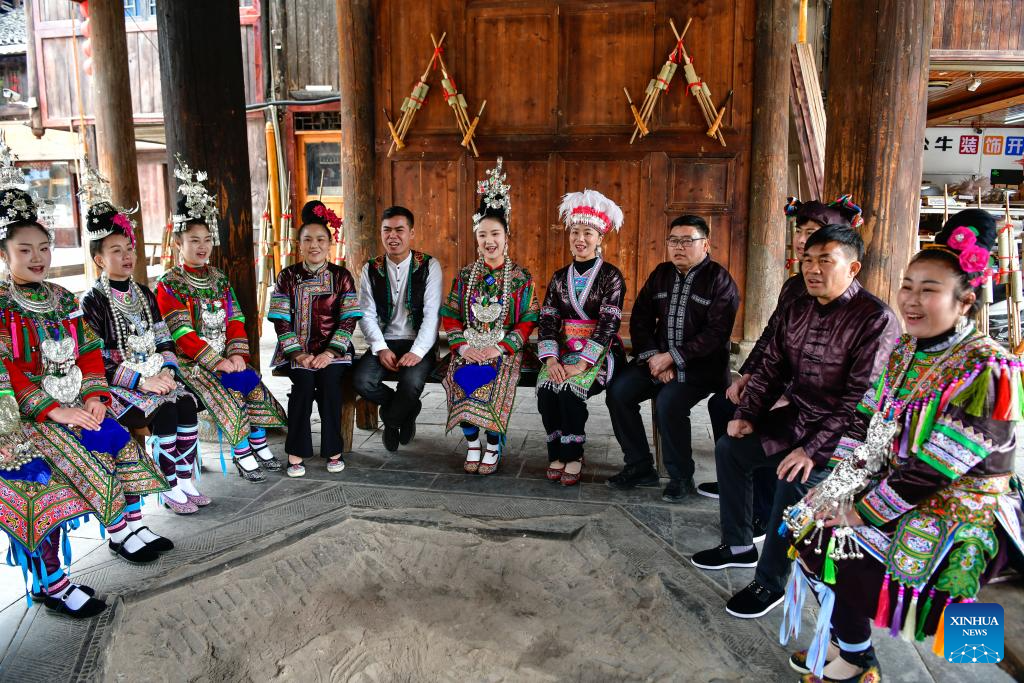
[779,559,808,645]
[806,578,837,678]
[778,521,789,538]
[61,529,72,570]
[217,428,227,476]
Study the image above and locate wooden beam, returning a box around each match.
[88,0,148,282]
[337,0,376,276]
[156,0,261,364]
[790,42,826,200]
[743,0,791,351]
[927,83,1024,125]
[930,49,1024,71]
[824,0,933,307]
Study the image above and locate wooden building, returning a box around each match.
[27,0,266,247]
[371,0,756,332]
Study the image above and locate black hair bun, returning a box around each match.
[936,208,998,252]
[301,200,327,227]
[85,201,119,240]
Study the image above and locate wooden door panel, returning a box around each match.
[389,159,462,280]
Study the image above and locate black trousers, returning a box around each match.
[606,363,715,482]
[715,433,828,593]
[708,390,776,521]
[537,383,602,463]
[352,339,435,428]
[286,363,346,459]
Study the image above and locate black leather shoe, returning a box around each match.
[606,463,660,490]
[399,421,416,445]
[662,478,697,502]
[108,530,160,564]
[44,586,107,619]
[383,425,400,451]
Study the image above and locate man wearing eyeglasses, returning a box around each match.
[606,214,739,503]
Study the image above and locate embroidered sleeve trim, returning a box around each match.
[856,477,915,526]
[112,364,141,390]
[919,420,990,479]
[580,338,604,365]
[194,342,223,372]
[225,338,249,359]
[537,339,559,360]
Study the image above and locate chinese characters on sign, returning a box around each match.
[924,134,1024,156]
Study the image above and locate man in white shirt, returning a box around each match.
[354,206,443,451]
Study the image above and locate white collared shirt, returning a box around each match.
[358,252,442,358]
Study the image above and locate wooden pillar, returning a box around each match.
[156,1,260,364]
[23,0,43,138]
[742,0,791,351]
[337,0,376,276]
[88,0,147,282]
[823,0,933,305]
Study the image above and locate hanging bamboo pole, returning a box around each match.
[431,31,479,156]
[388,32,445,156]
[461,100,487,150]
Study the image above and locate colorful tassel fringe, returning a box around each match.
[889,585,906,638]
[873,573,892,629]
[901,588,920,642]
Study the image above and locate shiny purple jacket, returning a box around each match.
[734,279,900,467]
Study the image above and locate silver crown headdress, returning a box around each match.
[171,155,220,245]
[78,165,138,244]
[472,157,512,231]
[558,188,623,235]
[0,133,54,243]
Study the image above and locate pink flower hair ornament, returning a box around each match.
[111,212,136,249]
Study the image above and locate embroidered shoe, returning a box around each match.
[546,461,566,481]
[254,448,283,471]
[790,639,839,674]
[287,463,306,477]
[725,580,784,618]
[326,456,346,473]
[163,496,199,515]
[800,647,881,683]
[184,491,212,507]
[478,443,502,475]
[234,456,267,483]
[690,544,759,570]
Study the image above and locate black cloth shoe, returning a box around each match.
[752,516,768,544]
[44,586,107,618]
[382,425,400,451]
[135,525,174,552]
[662,478,697,503]
[399,421,416,445]
[690,543,759,570]
[696,481,719,498]
[108,530,160,564]
[606,463,660,490]
[725,580,784,618]
[32,584,95,603]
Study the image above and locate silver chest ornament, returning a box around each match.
[200,300,227,356]
[123,324,164,379]
[40,336,83,406]
[465,300,504,349]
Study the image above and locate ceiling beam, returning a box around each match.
[930,49,1024,73]
[927,83,1024,125]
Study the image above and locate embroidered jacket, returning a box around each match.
[629,256,739,389]
[537,258,626,386]
[156,265,247,371]
[367,251,432,330]
[440,260,539,356]
[268,262,361,368]
[0,281,109,421]
[739,274,807,376]
[80,279,179,390]
[736,279,899,466]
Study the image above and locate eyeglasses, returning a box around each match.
[666,237,706,248]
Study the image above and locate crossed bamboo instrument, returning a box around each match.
[626,18,728,146]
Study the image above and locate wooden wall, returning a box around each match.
[275,0,339,94]
[374,0,755,334]
[932,0,1024,51]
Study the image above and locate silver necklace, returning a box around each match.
[8,281,57,315]
[181,266,213,290]
[100,274,163,379]
[464,255,512,349]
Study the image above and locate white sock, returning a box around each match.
[60,585,92,611]
[254,445,276,460]
[178,478,201,496]
[482,443,500,465]
[164,484,188,504]
[236,453,260,472]
[730,545,754,554]
[107,526,131,544]
[466,440,482,462]
[131,526,162,545]
[108,527,146,554]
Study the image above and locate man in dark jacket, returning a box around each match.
[606,214,739,502]
[691,224,899,621]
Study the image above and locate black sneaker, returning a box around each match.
[690,543,759,570]
[399,421,416,445]
[696,481,719,498]
[662,477,697,503]
[725,580,784,618]
[752,516,768,544]
[382,425,400,452]
[606,463,660,490]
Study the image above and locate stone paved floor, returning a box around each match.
[0,325,1016,681]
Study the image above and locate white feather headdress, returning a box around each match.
[558,189,623,235]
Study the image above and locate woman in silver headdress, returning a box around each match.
[440,158,539,475]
